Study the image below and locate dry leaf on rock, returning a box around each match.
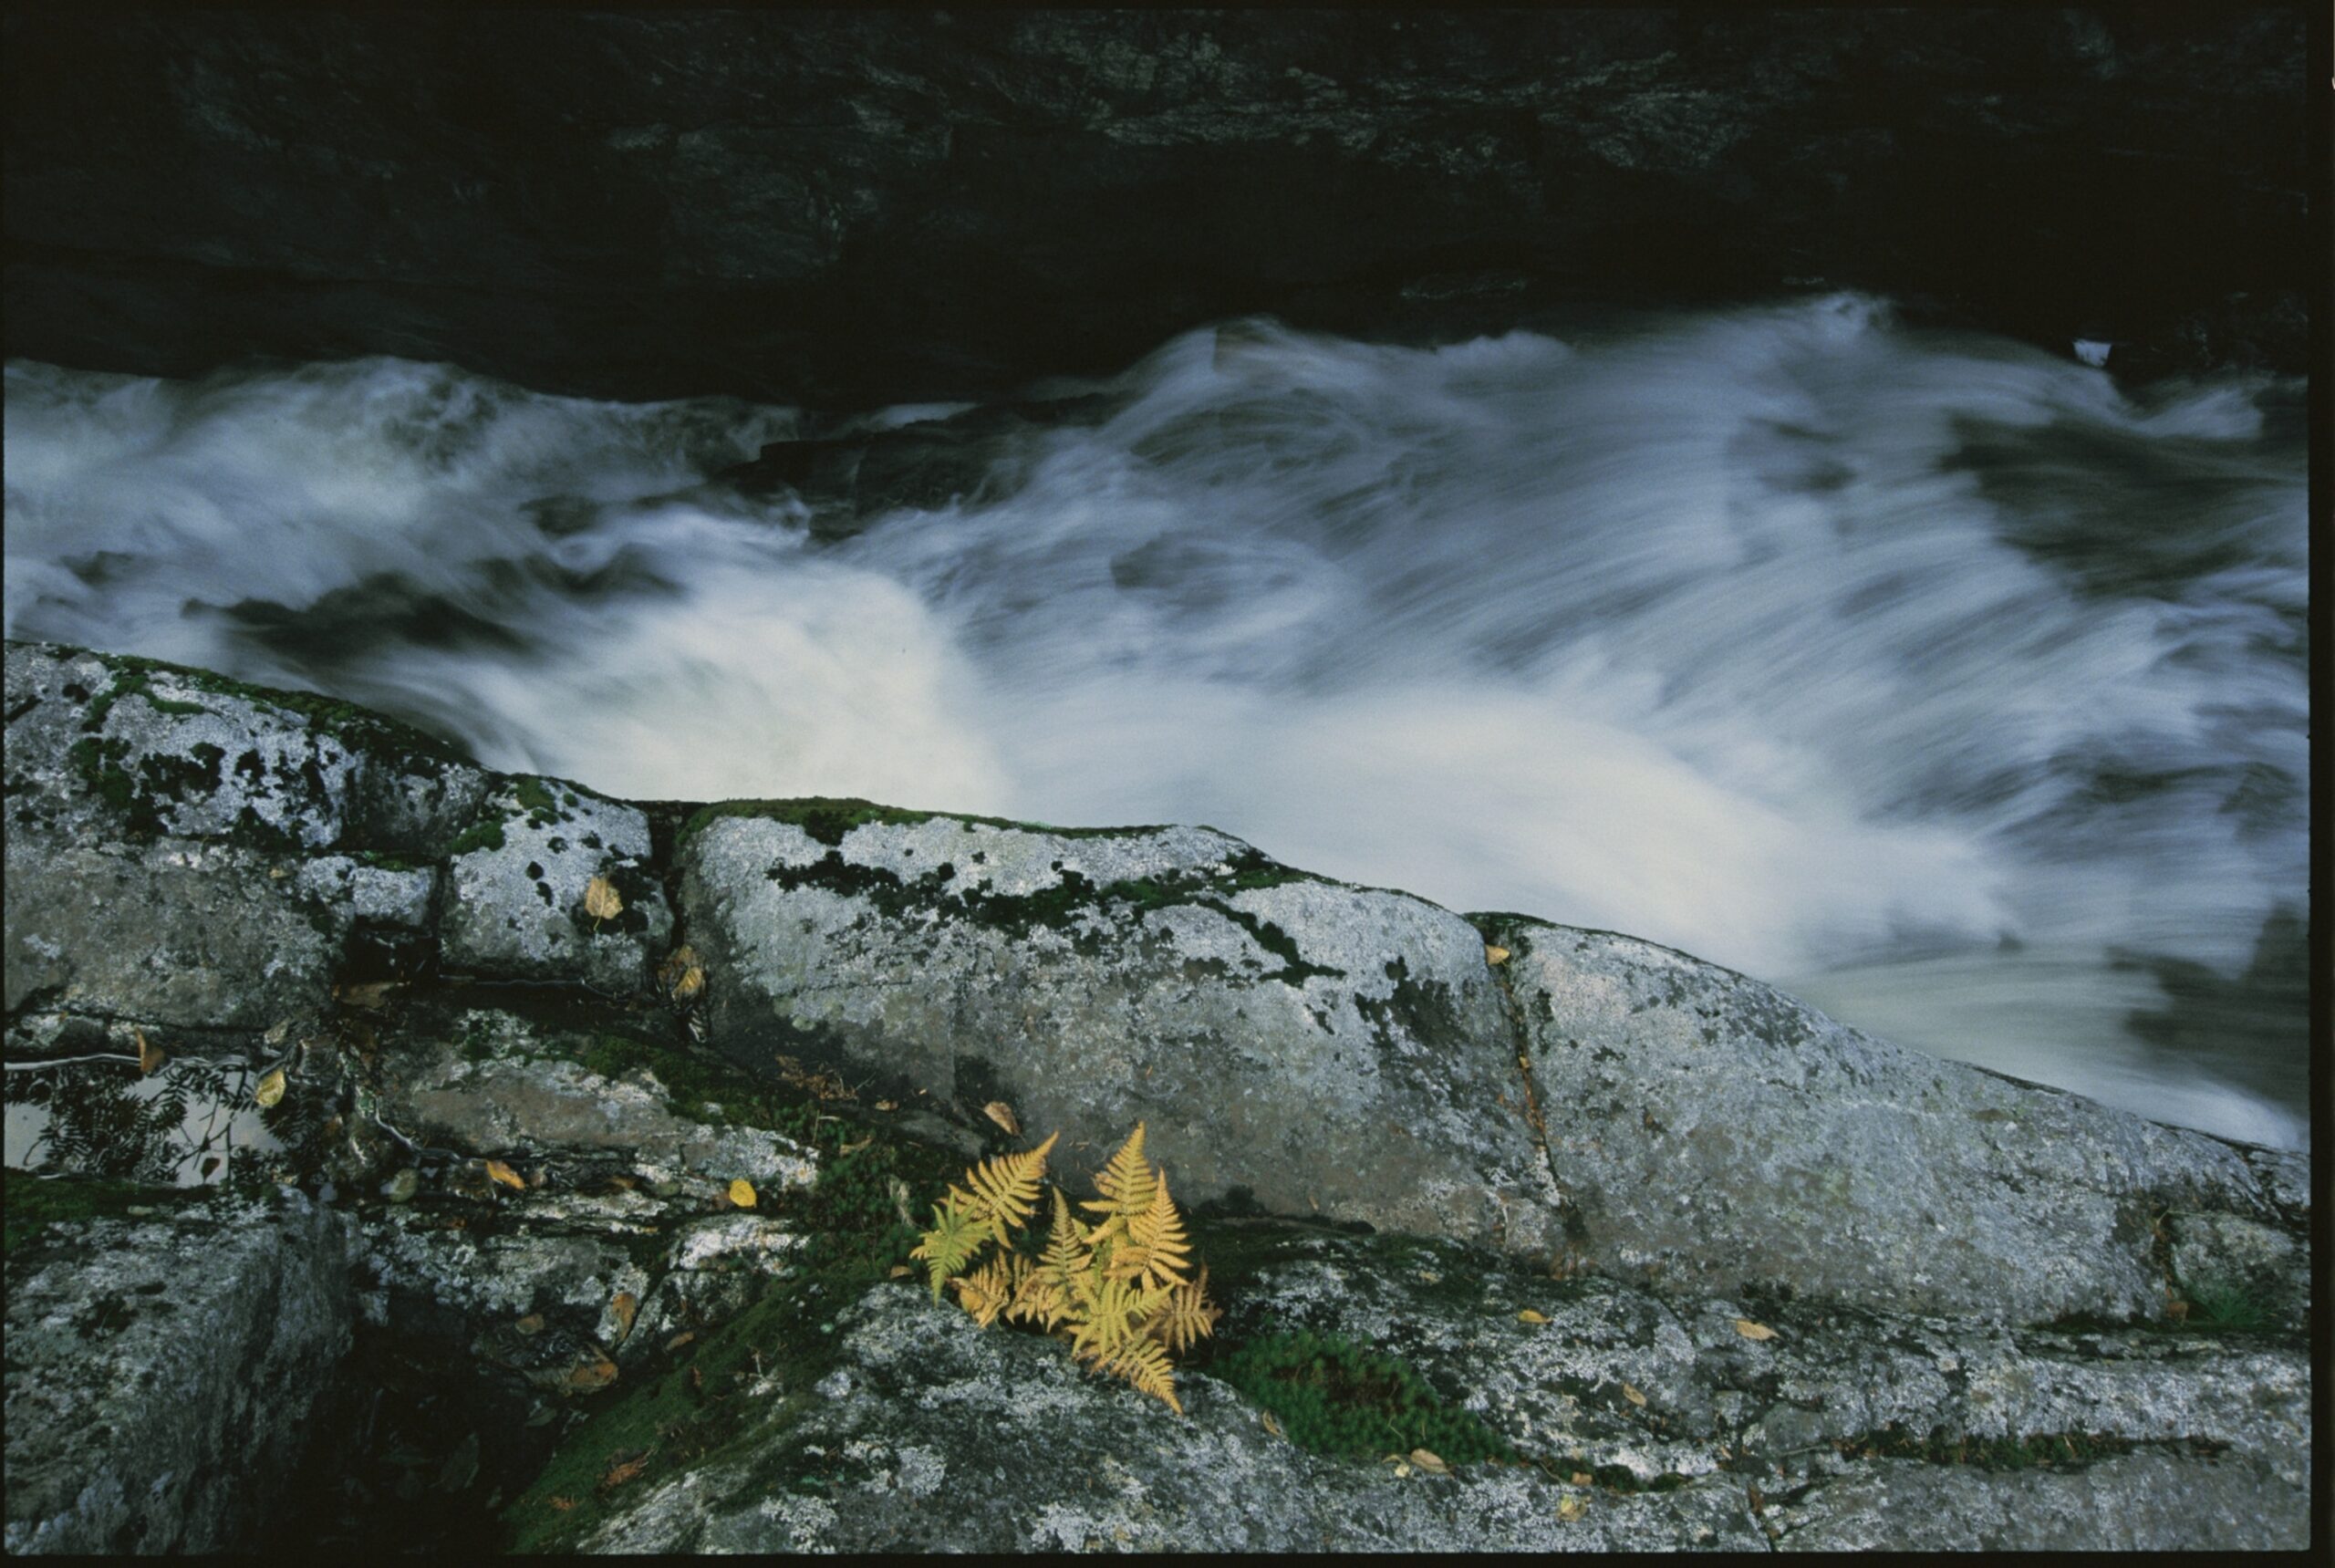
[566,1356,619,1393]
[484,1159,526,1191]
[1623,1383,1647,1407]
[1558,1495,1588,1521]
[135,1028,165,1076]
[1734,1318,1778,1341]
[584,876,623,923]
[727,1179,757,1209]
[514,1314,546,1336]
[608,1293,639,1343]
[982,1100,1021,1137]
[337,981,395,1010]
[1410,1449,1450,1475]
[663,1331,696,1353]
[1484,945,1511,965]
[254,1068,287,1108]
[1517,1309,1550,1324]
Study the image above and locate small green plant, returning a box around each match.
[911,1123,1221,1413]
[2183,1278,2269,1333]
[1213,1328,1518,1465]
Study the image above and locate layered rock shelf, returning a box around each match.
[2,640,2311,1552]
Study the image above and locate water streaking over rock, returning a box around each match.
[2,296,2306,1147]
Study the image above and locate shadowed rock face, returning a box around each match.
[1,9,2308,401]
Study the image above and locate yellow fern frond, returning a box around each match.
[1146,1264,1222,1355]
[1094,1334,1183,1415]
[909,1196,989,1298]
[1068,1274,1164,1367]
[962,1130,1059,1241]
[949,1251,1028,1328]
[1077,1122,1157,1220]
[1116,1168,1194,1291]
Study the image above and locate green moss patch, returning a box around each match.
[1212,1328,1519,1466]
[678,794,1179,847]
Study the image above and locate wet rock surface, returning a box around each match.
[4,11,2308,402]
[2,640,2312,1552]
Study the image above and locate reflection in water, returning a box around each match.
[4,296,2308,1147]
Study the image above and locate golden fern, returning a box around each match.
[1091,1334,1183,1416]
[911,1130,1058,1296]
[1146,1264,1222,1355]
[949,1251,1029,1328]
[914,1120,1219,1416]
[1109,1167,1194,1291]
[1079,1121,1158,1223]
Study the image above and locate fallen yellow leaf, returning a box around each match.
[1261,1412,1284,1438]
[584,875,623,923]
[1410,1448,1450,1475]
[599,1453,649,1490]
[484,1159,526,1190]
[514,1314,546,1336]
[887,1265,914,1280]
[1484,944,1511,965]
[608,1292,639,1342]
[1572,1470,1593,1486]
[1734,1318,1778,1342]
[1622,1383,1647,1407]
[1557,1495,1587,1521]
[727,1179,757,1209]
[1517,1309,1550,1324]
[566,1355,619,1393]
[982,1100,1021,1137]
[135,1028,165,1077]
[672,965,704,1001]
[254,1067,287,1107]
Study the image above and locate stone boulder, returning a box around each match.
[1484,917,2309,1326]
[677,805,1563,1254]
[4,1185,352,1553]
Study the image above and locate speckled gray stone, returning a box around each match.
[680,813,1561,1253]
[1486,918,2304,1324]
[3,1189,352,1553]
[440,781,670,991]
[574,1224,2309,1552]
[5,834,350,1025]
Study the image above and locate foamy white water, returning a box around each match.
[5,296,2308,1147]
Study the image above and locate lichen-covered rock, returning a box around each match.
[679,808,1561,1253]
[570,1282,1768,1553]
[4,639,475,1025]
[439,780,670,992]
[566,1221,2308,1552]
[1485,918,2303,1324]
[3,1187,352,1553]
[3,640,487,855]
[5,834,353,1025]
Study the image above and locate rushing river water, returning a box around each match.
[4,296,2309,1148]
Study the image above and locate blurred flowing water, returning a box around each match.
[5,296,2308,1147]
